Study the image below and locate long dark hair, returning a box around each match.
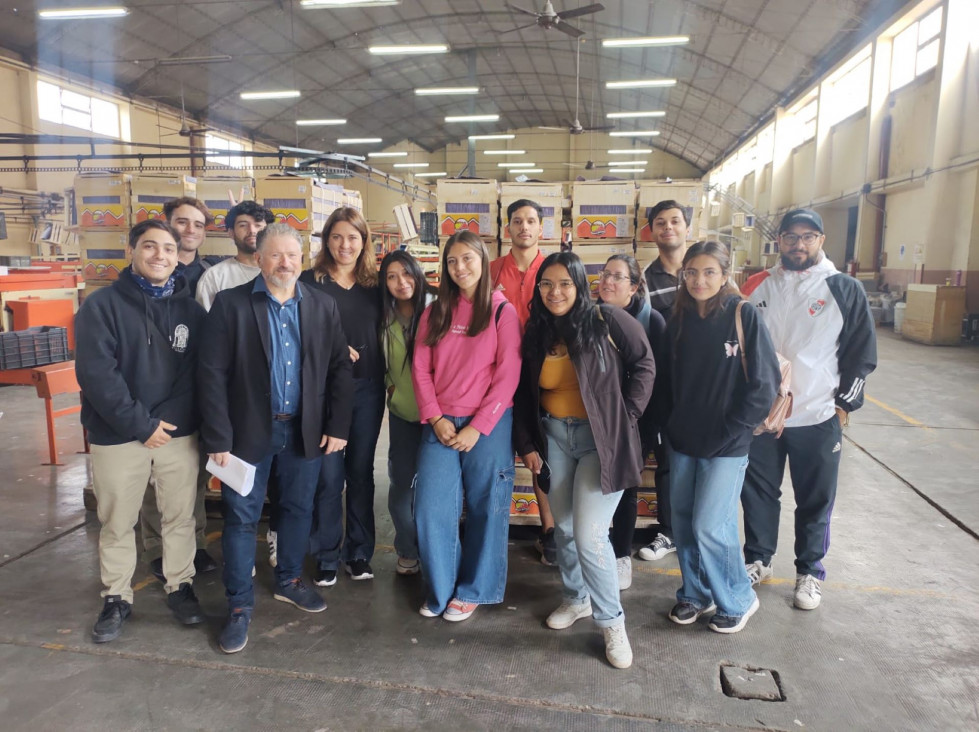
[672,240,742,345]
[524,251,608,363]
[424,231,493,347]
[379,249,431,367]
[313,207,378,288]
[596,253,648,314]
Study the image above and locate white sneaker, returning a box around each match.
[267,529,278,568]
[546,599,592,630]
[794,574,822,610]
[602,623,633,669]
[637,534,676,561]
[396,557,420,575]
[616,556,632,591]
[745,560,773,586]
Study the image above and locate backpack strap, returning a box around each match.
[595,304,619,352]
[734,300,749,380]
[494,299,506,326]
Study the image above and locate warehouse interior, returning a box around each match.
[0,1,977,730]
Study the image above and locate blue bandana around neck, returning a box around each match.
[131,270,176,299]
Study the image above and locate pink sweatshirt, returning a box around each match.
[412,289,522,435]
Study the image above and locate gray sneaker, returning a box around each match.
[745,560,773,586]
[616,556,633,591]
[273,579,327,613]
[794,574,822,610]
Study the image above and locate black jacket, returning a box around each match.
[666,295,780,459]
[75,267,206,446]
[197,278,354,464]
[513,304,655,495]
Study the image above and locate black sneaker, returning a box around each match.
[167,582,205,625]
[194,549,218,573]
[219,608,251,654]
[92,595,132,643]
[273,578,327,612]
[345,559,374,580]
[668,601,716,626]
[536,528,557,567]
[149,557,166,584]
[708,596,760,634]
[314,567,337,587]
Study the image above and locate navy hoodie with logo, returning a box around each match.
[666,295,781,459]
[75,266,206,446]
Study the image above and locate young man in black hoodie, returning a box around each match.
[76,219,208,643]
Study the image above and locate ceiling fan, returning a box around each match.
[538,38,614,135]
[160,87,213,138]
[504,1,605,39]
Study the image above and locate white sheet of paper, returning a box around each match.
[206,455,257,497]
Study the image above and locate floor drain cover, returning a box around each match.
[720,663,785,701]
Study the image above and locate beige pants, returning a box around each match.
[140,447,209,561]
[91,434,199,602]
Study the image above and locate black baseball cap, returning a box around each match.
[778,208,823,234]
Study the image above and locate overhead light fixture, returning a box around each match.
[607,111,666,119]
[338,137,382,144]
[602,36,689,48]
[497,162,535,168]
[157,55,232,67]
[415,172,447,177]
[296,118,346,126]
[39,7,129,19]
[393,163,429,168]
[483,150,526,156]
[368,151,408,158]
[468,134,515,141]
[446,114,499,123]
[607,160,648,166]
[301,0,399,7]
[369,44,448,55]
[240,90,301,100]
[606,79,677,89]
[609,130,661,137]
[608,149,652,154]
[511,168,542,174]
[415,86,479,96]
[609,168,645,173]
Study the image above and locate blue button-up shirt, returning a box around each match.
[253,277,302,416]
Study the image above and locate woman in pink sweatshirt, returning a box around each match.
[411,230,522,621]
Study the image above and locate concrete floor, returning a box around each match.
[0,329,977,731]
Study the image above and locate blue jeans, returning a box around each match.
[543,415,624,628]
[310,378,385,569]
[387,413,423,561]
[221,418,321,610]
[670,448,756,617]
[414,410,514,614]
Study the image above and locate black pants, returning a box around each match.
[741,415,843,580]
[610,433,672,558]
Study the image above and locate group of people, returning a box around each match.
[75,190,876,669]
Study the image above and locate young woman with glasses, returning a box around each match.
[514,251,655,668]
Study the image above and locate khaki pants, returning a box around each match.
[140,447,209,561]
[91,434,198,602]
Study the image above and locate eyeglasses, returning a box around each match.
[681,268,722,281]
[599,270,631,283]
[779,232,821,246]
[539,279,576,292]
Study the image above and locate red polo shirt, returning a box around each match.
[490,250,546,331]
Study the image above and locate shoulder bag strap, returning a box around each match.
[734,300,749,380]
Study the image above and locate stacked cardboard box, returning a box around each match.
[903,284,966,345]
[636,456,659,522]
[74,173,132,282]
[636,180,703,243]
[342,189,363,212]
[571,181,637,241]
[197,177,255,232]
[131,174,197,224]
[500,182,563,245]
[436,179,499,238]
[255,176,344,234]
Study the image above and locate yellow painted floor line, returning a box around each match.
[865,395,929,429]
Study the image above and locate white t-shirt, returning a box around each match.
[196,258,261,311]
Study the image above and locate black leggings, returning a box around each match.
[610,487,638,558]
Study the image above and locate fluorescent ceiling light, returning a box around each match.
[511,168,542,173]
[415,172,447,177]
[415,86,478,96]
[607,160,647,166]
[609,130,661,137]
[607,111,666,119]
[602,36,689,48]
[301,0,399,7]
[608,149,652,154]
[240,90,301,100]
[606,79,677,89]
[368,151,408,158]
[497,162,535,168]
[445,114,499,123]
[337,137,382,144]
[296,118,346,126]
[39,7,129,19]
[468,134,514,141]
[609,168,645,173]
[157,55,232,67]
[393,163,429,168]
[483,150,525,155]
[369,44,448,55]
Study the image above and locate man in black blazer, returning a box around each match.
[199,223,353,654]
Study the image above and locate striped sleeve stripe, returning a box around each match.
[839,377,865,403]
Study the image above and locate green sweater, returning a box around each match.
[383,316,420,422]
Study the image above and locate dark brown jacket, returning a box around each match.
[513,304,655,495]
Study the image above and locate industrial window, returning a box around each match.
[824,45,872,127]
[796,100,818,144]
[204,133,246,169]
[37,80,120,137]
[890,6,943,92]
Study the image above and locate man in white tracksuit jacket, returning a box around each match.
[740,208,877,611]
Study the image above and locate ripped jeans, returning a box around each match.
[543,414,624,627]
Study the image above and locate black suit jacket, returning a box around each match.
[198,278,353,463]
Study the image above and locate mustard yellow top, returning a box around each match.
[539,351,588,419]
